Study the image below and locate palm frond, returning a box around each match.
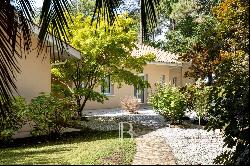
[92,0,121,27]
[0,0,34,116]
[92,0,160,41]
[38,0,73,61]
[141,0,160,41]
[0,0,73,117]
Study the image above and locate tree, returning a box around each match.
[52,14,155,116]
[204,0,249,164]
[0,0,160,120]
[157,0,249,164]
[156,0,221,84]
[139,0,220,82]
[181,81,211,125]
[179,15,221,85]
[70,0,96,17]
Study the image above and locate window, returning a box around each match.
[101,76,111,94]
[173,77,177,86]
[160,75,165,84]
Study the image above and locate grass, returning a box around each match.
[0,130,136,165]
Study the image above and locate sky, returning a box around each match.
[34,0,43,8]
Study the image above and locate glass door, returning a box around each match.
[134,75,144,103]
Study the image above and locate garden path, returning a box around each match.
[132,133,176,165]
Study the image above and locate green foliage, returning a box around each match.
[180,84,196,112]
[202,0,249,164]
[52,14,155,115]
[169,0,200,21]
[71,0,96,17]
[0,97,27,141]
[149,84,186,124]
[51,83,73,98]
[193,85,210,118]
[156,0,249,164]
[158,0,221,81]
[28,93,78,136]
[182,82,211,119]
[205,53,249,165]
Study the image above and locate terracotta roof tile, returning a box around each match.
[131,44,181,64]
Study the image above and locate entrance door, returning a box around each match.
[134,75,145,103]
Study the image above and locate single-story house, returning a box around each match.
[15,27,193,110]
[13,29,194,138]
[84,44,194,110]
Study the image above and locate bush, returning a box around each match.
[28,93,78,136]
[181,82,211,125]
[205,56,249,165]
[121,96,140,114]
[149,84,186,124]
[0,97,27,141]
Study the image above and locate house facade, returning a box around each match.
[14,25,80,102]
[12,25,80,138]
[84,44,194,110]
[13,34,193,138]
[15,30,193,111]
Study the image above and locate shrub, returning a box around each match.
[51,83,73,98]
[181,82,211,125]
[193,85,210,120]
[28,93,78,136]
[180,84,196,112]
[121,96,140,114]
[0,97,27,141]
[149,84,186,124]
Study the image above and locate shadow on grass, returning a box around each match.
[0,128,136,165]
[0,128,121,149]
[0,147,74,164]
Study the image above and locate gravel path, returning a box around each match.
[83,107,231,165]
[146,127,230,165]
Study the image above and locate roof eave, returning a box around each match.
[147,62,182,66]
[31,25,81,59]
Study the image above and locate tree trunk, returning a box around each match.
[77,98,81,117]
[79,98,88,114]
[207,73,213,86]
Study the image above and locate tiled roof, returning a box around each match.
[131,44,182,64]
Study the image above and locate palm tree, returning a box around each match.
[0,0,160,116]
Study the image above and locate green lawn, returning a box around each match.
[0,130,136,165]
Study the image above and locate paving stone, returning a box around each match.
[132,134,176,165]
